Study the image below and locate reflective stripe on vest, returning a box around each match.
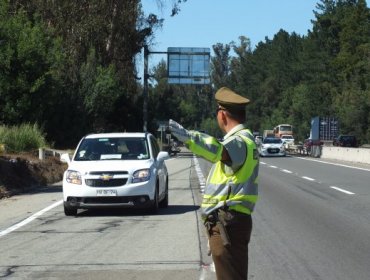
[201,129,259,216]
[187,131,223,163]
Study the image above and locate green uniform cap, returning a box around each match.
[215,87,250,109]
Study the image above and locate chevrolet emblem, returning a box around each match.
[100,174,113,181]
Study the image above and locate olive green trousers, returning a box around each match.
[208,213,252,280]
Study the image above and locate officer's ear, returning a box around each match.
[220,110,228,123]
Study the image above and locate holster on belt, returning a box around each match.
[204,209,231,248]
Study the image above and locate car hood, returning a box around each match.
[67,159,154,174]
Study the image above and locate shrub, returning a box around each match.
[0,124,47,153]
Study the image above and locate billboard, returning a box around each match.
[167,47,210,85]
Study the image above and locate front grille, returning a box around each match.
[85,171,129,187]
[85,178,127,187]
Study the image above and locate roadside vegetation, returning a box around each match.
[0,124,65,199]
[0,124,47,153]
[0,0,369,148]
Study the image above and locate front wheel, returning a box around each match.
[149,184,159,214]
[64,203,77,216]
[159,177,169,208]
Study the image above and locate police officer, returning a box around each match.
[169,87,259,280]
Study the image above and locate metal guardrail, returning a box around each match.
[285,144,322,157]
[38,148,70,160]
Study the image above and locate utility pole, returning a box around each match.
[142,46,209,132]
[142,45,167,132]
[143,45,149,132]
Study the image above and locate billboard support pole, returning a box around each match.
[142,46,209,132]
[143,45,149,132]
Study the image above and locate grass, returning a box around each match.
[0,123,47,153]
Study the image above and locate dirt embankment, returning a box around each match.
[0,153,67,199]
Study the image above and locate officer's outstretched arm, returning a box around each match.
[169,119,226,163]
[186,131,224,163]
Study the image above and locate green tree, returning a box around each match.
[0,1,64,127]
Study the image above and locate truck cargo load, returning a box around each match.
[310,116,339,141]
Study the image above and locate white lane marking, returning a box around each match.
[193,156,206,193]
[261,159,359,196]
[269,165,278,169]
[259,162,267,165]
[302,176,315,181]
[193,156,216,277]
[281,169,293,174]
[0,200,63,238]
[330,186,355,195]
[296,157,370,172]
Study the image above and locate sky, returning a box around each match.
[138,0,322,74]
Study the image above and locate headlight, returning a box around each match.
[132,169,151,183]
[66,170,82,185]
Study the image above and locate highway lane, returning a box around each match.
[251,157,370,280]
[196,155,370,280]
[252,156,370,280]
[1,153,370,279]
[0,156,214,280]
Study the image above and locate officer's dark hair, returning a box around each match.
[224,108,246,123]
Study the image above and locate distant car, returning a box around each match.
[333,135,357,147]
[61,132,170,216]
[281,135,294,147]
[255,136,263,145]
[258,137,286,157]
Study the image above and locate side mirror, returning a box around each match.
[157,151,170,161]
[60,153,71,164]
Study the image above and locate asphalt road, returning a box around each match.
[0,154,213,280]
[249,156,370,280]
[1,153,370,279]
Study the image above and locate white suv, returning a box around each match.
[281,134,294,147]
[61,132,169,216]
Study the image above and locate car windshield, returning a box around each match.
[282,135,293,139]
[263,138,282,144]
[74,137,149,161]
[280,125,292,131]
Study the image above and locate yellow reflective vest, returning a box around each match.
[186,127,259,217]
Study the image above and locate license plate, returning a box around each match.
[96,189,117,196]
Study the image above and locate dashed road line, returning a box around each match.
[260,161,357,196]
[281,169,292,174]
[302,176,315,181]
[330,186,355,195]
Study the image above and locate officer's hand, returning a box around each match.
[169,119,190,143]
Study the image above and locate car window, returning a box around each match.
[263,138,282,144]
[74,137,149,161]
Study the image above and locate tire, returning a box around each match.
[149,184,159,214]
[64,203,77,216]
[159,177,169,208]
